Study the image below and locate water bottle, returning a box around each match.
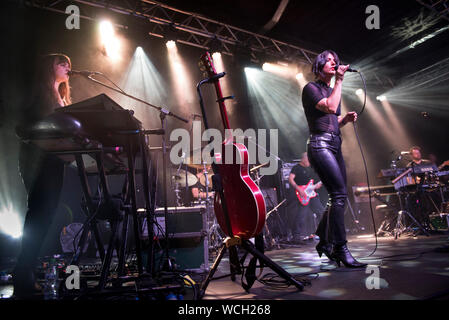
[165,292,178,300]
[43,261,58,300]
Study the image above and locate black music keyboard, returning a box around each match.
[18,94,144,173]
[377,168,405,178]
[54,94,143,149]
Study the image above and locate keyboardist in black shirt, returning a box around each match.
[13,54,72,299]
[301,50,366,268]
[406,146,432,168]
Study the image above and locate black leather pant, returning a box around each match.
[14,143,65,288]
[307,132,347,246]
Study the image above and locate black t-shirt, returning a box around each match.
[290,164,318,186]
[301,80,341,134]
[19,93,61,127]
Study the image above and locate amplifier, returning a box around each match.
[140,206,209,273]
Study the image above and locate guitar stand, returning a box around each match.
[199,233,305,298]
[197,175,305,299]
[196,74,305,299]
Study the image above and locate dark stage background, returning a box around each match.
[1,1,448,258]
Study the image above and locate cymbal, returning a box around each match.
[171,169,198,187]
[185,155,213,169]
[199,173,213,187]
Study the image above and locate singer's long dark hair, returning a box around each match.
[22,54,72,125]
[35,53,72,106]
[312,50,340,79]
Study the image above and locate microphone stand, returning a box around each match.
[81,73,188,275]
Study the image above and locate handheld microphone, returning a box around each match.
[333,65,358,73]
[68,70,102,76]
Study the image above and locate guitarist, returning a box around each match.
[287,152,325,242]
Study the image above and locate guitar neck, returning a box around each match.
[213,81,231,129]
[200,52,232,142]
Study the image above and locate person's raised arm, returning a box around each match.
[315,65,349,114]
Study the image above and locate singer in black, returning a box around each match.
[13,54,72,298]
[301,50,366,268]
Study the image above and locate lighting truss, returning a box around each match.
[25,0,319,64]
[416,0,449,22]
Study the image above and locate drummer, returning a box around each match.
[191,166,215,202]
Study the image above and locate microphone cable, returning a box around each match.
[351,70,379,259]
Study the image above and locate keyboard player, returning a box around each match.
[13,54,73,299]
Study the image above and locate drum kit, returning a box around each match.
[169,151,223,254]
[169,149,278,255]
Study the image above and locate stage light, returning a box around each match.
[244,67,309,156]
[212,52,221,60]
[355,88,363,95]
[262,62,297,79]
[99,20,121,60]
[209,36,224,58]
[99,20,114,39]
[295,73,303,80]
[166,39,195,109]
[376,95,387,101]
[166,40,176,49]
[0,204,22,239]
[117,47,167,129]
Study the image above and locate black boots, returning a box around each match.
[315,241,334,261]
[332,244,367,268]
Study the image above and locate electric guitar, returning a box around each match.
[295,179,322,206]
[199,52,266,240]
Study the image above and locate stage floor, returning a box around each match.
[202,233,449,300]
[1,233,448,300]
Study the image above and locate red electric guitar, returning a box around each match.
[199,52,266,240]
[295,179,322,206]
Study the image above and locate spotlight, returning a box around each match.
[209,36,223,57]
[99,20,120,60]
[356,88,363,95]
[376,95,387,101]
[99,20,114,39]
[295,73,303,80]
[212,52,221,60]
[0,205,22,239]
[166,40,176,49]
[163,23,178,45]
